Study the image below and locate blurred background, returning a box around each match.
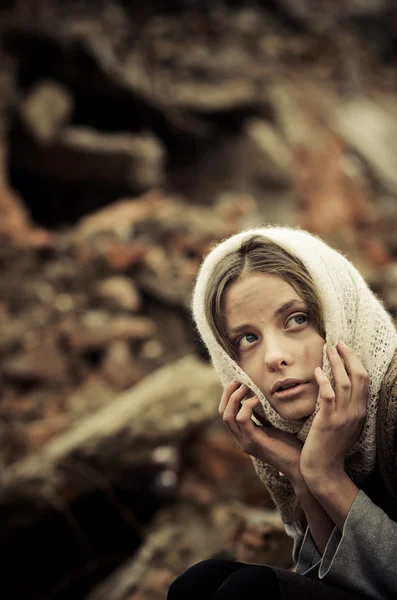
[1,1,397,599]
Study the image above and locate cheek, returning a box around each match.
[301,332,325,360]
[238,353,263,384]
[303,336,324,367]
[239,354,259,375]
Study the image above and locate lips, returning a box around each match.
[271,379,306,394]
[273,382,308,399]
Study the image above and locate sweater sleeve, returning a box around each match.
[317,490,397,599]
[284,522,321,575]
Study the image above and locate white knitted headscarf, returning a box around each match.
[192,226,397,523]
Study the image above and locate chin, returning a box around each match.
[274,400,316,421]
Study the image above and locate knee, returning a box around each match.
[167,559,232,600]
[214,565,279,600]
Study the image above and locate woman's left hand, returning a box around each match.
[300,341,368,493]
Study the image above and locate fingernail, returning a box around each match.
[338,340,346,346]
[328,345,337,355]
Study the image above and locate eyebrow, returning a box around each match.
[227,299,306,335]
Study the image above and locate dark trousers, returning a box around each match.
[167,558,373,600]
[167,559,281,600]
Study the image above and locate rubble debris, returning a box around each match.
[1,3,397,600]
[20,80,74,143]
[84,503,292,600]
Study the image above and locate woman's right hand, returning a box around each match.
[219,381,304,487]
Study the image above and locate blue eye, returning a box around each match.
[286,314,308,328]
[238,333,257,348]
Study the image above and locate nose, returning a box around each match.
[263,338,292,372]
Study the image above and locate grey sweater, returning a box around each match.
[290,490,396,599]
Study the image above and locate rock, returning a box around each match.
[0,137,53,249]
[84,501,292,600]
[25,415,69,453]
[126,568,176,600]
[66,372,118,419]
[0,354,224,600]
[0,422,27,468]
[96,276,141,312]
[0,393,39,421]
[186,421,272,507]
[267,82,390,268]
[71,191,164,244]
[233,510,293,567]
[335,98,397,195]
[139,340,164,360]
[79,238,150,273]
[277,0,391,32]
[20,80,74,143]
[83,501,237,600]
[70,190,255,306]
[102,341,148,389]
[244,118,292,182]
[0,356,222,503]
[60,126,166,189]
[0,316,33,353]
[14,126,166,191]
[1,337,70,385]
[61,312,156,351]
[374,261,397,312]
[5,389,64,423]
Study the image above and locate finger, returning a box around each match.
[218,380,240,416]
[224,384,249,419]
[336,341,369,415]
[327,345,351,409]
[314,367,335,417]
[336,341,368,388]
[222,383,250,438]
[236,396,261,434]
[236,395,260,423]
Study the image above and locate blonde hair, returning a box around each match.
[204,235,325,359]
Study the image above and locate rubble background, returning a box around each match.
[1,1,397,599]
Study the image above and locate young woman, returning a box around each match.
[168,226,397,600]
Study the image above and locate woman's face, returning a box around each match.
[224,272,325,420]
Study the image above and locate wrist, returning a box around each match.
[292,479,311,500]
[304,468,349,498]
[290,472,309,498]
[304,471,360,532]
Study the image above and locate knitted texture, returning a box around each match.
[192,226,397,523]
